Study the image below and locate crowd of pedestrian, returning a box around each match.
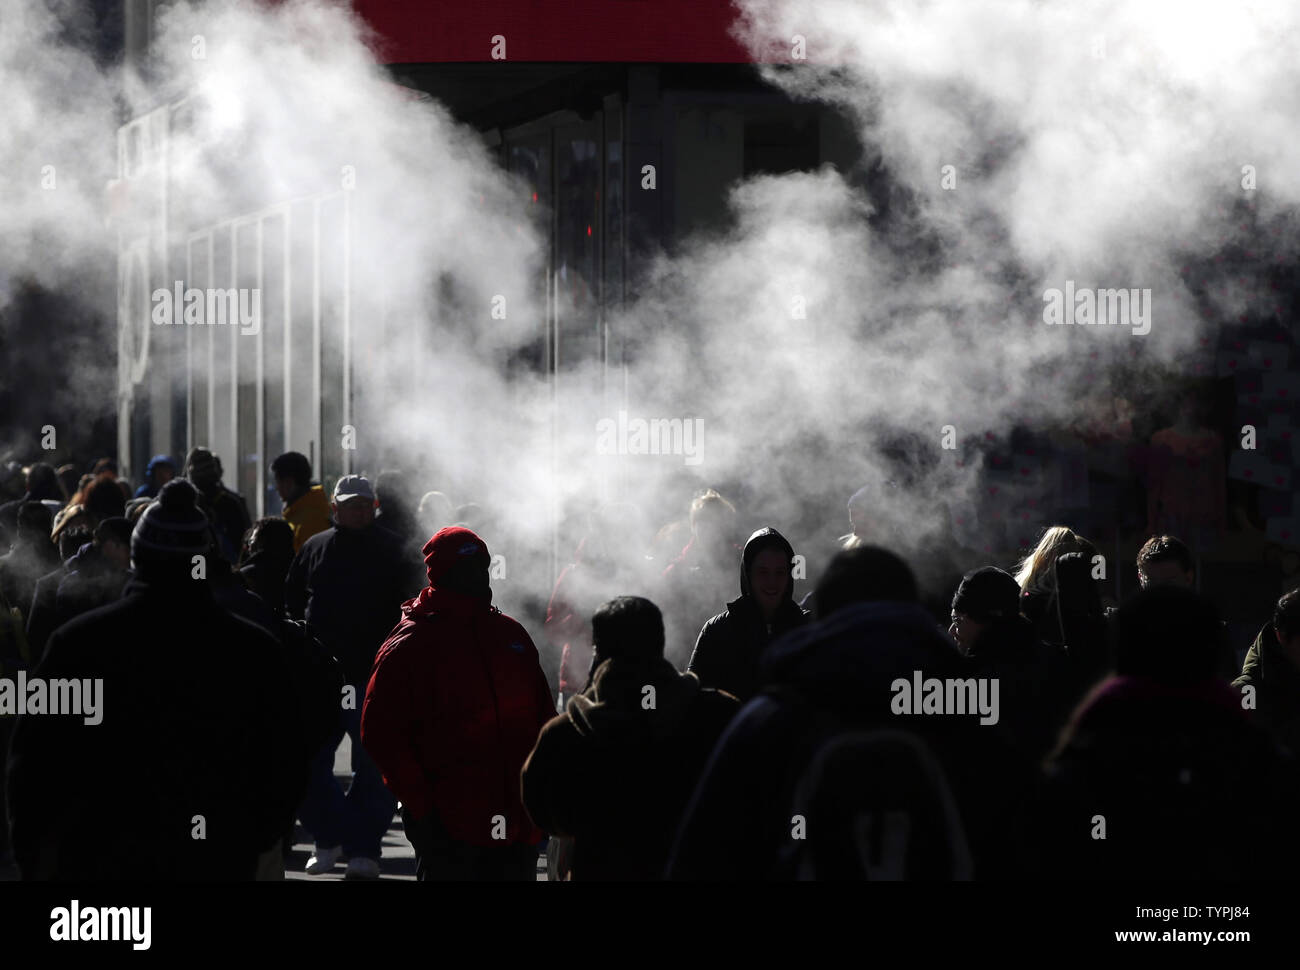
[2,449,1299,881]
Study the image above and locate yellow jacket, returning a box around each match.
[283,485,332,552]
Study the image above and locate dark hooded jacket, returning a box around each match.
[521,655,738,880]
[5,577,305,880]
[1233,622,1300,757]
[687,528,811,702]
[667,600,1033,880]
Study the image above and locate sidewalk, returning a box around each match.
[283,732,546,882]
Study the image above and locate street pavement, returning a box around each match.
[283,732,547,882]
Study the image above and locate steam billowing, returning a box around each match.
[3,0,1298,626]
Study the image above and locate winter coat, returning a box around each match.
[360,586,556,848]
[5,578,306,880]
[522,655,738,880]
[284,524,410,686]
[1233,622,1300,757]
[195,482,252,565]
[1031,675,1300,879]
[24,564,69,665]
[964,615,1070,762]
[282,485,332,553]
[1023,552,1109,708]
[688,528,811,703]
[53,544,130,631]
[666,600,1033,880]
[659,537,741,666]
[239,547,294,618]
[0,536,60,623]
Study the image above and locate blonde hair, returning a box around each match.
[1014,525,1094,592]
[689,489,735,530]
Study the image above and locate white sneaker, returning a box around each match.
[305,845,344,874]
[344,856,381,880]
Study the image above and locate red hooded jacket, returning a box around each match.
[361,529,555,848]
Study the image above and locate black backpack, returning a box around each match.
[762,684,973,881]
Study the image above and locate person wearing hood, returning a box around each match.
[667,545,1032,881]
[5,479,304,880]
[522,596,738,880]
[271,451,333,553]
[361,527,556,881]
[134,455,176,499]
[687,527,811,703]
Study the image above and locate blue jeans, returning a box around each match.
[297,701,396,860]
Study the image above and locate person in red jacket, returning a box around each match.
[361,526,553,881]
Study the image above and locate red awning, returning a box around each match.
[353,0,753,64]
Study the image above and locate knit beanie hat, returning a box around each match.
[951,567,1022,623]
[132,479,213,575]
[185,447,221,488]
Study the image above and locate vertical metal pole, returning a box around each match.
[230,223,238,462]
[255,217,265,518]
[312,200,322,479]
[343,188,353,476]
[186,239,193,454]
[207,232,215,448]
[283,207,292,455]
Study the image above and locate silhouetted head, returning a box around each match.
[25,462,62,503]
[270,451,312,504]
[94,517,133,572]
[131,479,213,585]
[83,473,126,524]
[1137,534,1195,589]
[423,526,491,600]
[331,475,375,531]
[949,566,1021,652]
[1273,588,1300,652]
[417,490,454,535]
[185,447,222,491]
[241,516,295,568]
[375,469,413,515]
[814,545,918,620]
[591,596,665,665]
[58,526,92,562]
[15,501,54,543]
